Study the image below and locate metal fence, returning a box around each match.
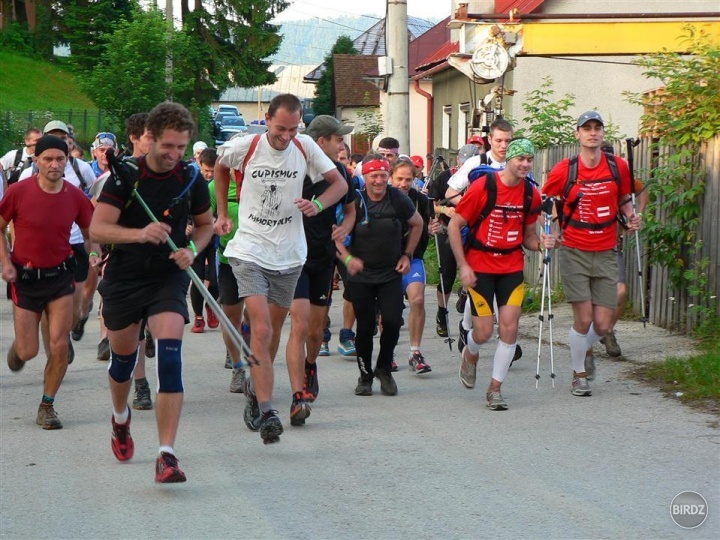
[525,137,720,334]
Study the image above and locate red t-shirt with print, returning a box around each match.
[456,172,541,274]
[542,154,632,251]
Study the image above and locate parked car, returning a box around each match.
[215,105,240,118]
[215,128,247,147]
[220,115,247,131]
[246,124,268,135]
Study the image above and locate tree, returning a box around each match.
[313,35,357,117]
[516,77,576,149]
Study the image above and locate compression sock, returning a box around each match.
[463,300,473,332]
[491,340,517,383]
[585,323,602,349]
[569,327,588,374]
[466,332,482,356]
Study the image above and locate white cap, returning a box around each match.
[193,141,208,153]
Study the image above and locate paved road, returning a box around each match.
[1,287,718,539]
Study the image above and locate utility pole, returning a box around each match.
[385,0,409,152]
[165,0,173,99]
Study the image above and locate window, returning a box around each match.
[458,103,470,148]
[442,105,452,149]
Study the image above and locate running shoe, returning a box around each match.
[584,351,596,381]
[486,391,508,411]
[206,305,219,329]
[71,315,88,341]
[318,342,330,357]
[259,410,283,444]
[435,308,448,337]
[97,337,111,361]
[390,360,398,372]
[355,377,373,396]
[191,316,205,334]
[36,404,63,430]
[601,330,622,357]
[459,347,477,389]
[243,379,261,431]
[290,392,311,427]
[145,330,155,358]
[229,368,246,394]
[155,452,186,483]
[456,286,467,314]
[6,344,24,372]
[374,368,398,396]
[571,375,592,397]
[337,328,356,356]
[224,350,232,369]
[67,340,74,365]
[111,411,134,461]
[408,351,432,374]
[510,343,523,366]
[458,321,469,353]
[132,380,153,410]
[303,363,319,402]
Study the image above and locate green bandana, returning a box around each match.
[506,139,535,161]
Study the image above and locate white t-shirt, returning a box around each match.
[447,151,505,193]
[217,133,335,270]
[20,158,96,244]
[0,148,33,172]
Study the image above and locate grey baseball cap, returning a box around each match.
[457,144,479,164]
[43,120,70,135]
[577,111,604,128]
[306,115,353,140]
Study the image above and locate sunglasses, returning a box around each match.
[95,132,117,142]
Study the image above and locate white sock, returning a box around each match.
[463,299,473,330]
[569,327,588,373]
[466,331,482,356]
[585,323,602,349]
[491,340,516,383]
[159,445,174,456]
[113,406,129,425]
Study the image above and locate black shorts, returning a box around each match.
[71,242,90,283]
[218,262,240,306]
[293,260,333,306]
[99,272,190,331]
[335,259,351,301]
[10,268,75,313]
[467,271,525,317]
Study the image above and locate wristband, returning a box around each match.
[440,206,445,215]
[188,240,198,257]
[312,199,324,212]
[403,252,412,260]
[89,252,99,258]
[344,254,353,266]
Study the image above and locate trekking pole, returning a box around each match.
[106,157,258,367]
[535,198,556,388]
[428,197,454,350]
[625,137,648,328]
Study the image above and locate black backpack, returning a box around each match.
[464,171,535,255]
[560,152,621,230]
[7,149,32,185]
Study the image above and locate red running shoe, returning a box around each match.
[111,412,134,462]
[155,452,187,483]
[206,305,219,329]
[191,316,205,333]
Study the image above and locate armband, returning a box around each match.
[188,240,198,257]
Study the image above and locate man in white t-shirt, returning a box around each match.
[214,93,347,445]
[19,120,97,363]
[1,128,41,186]
[445,118,514,205]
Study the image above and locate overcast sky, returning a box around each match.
[272,0,451,22]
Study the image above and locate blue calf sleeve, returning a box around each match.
[156,339,184,393]
[108,349,138,383]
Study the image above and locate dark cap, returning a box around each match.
[35,135,69,157]
[306,115,353,140]
[577,111,604,128]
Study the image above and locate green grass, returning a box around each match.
[0,50,96,111]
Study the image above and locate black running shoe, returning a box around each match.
[456,286,467,314]
[510,344,523,366]
[290,392,311,427]
[375,368,398,396]
[458,321,468,353]
[354,377,373,396]
[435,308,448,337]
[71,315,88,341]
[97,337,110,361]
[259,410,283,444]
[145,330,155,358]
[303,362,319,402]
[67,339,75,365]
[243,379,261,432]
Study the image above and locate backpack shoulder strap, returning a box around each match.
[13,148,23,168]
[70,156,86,191]
[478,173,497,222]
[605,152,621,186]
[564,154,579,198]
[235,134,262,200]
[522,178,534,221]
[291,137,307,161]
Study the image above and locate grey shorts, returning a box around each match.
[229,259,302,309]
[558,246,617,310]
[617,249,626,284]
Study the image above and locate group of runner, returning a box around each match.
[0,94,642,483]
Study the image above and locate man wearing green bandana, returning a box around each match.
[448,138,556,410]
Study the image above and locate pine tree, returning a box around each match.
[313,35,358,116]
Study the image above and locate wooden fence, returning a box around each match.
[524,137,720,334]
